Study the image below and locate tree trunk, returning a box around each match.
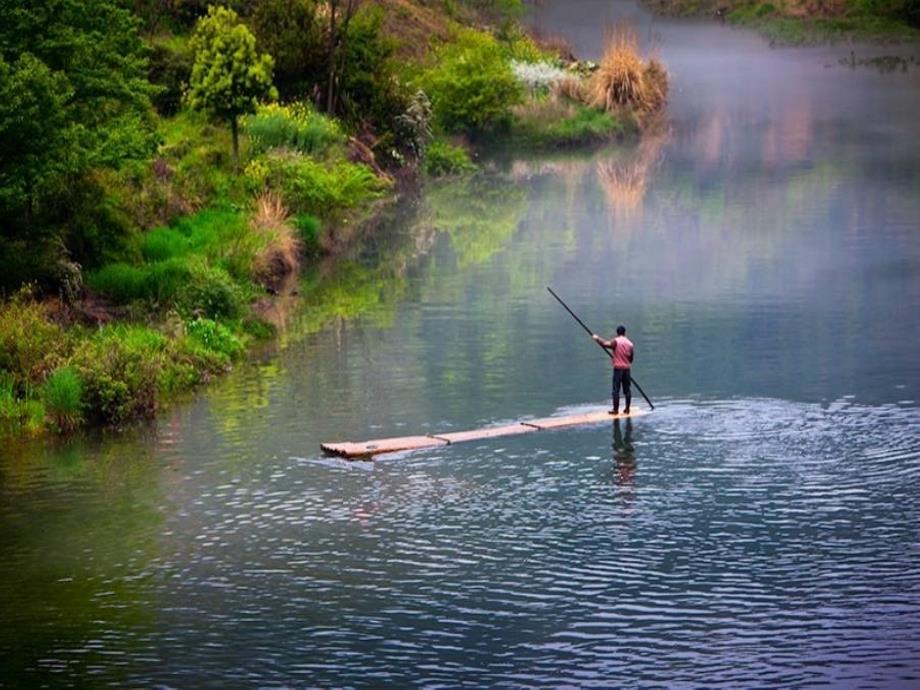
[231,115,240,171]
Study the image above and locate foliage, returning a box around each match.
[249,0,325,98]
[175,259,248,319]
[0,372,45,436]
[40,366,83,432]
[0,54,78,217]
[186,317,246,358]
[424,139,477,177]
[148,38,194,116]
[0,0,155,292]
[0,290,69,391]
[71,326,166,425]
[245,103,345,156]
[246,150,384,219]
[422,29,524,134]
[187,5,277,163]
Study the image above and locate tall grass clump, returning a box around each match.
[245,102,345,156]
[250,192,302,285]
[587,26,669,117]
[41,366,83,432]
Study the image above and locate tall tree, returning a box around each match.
[187,5,277,167]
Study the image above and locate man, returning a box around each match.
[592,325,634,415]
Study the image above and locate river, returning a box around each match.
[2,1,920,686]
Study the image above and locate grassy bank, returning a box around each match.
[644,0,920,44]
[0,1,669,439]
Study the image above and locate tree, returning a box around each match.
[187,5,277,167]
[0,0,156,284]
[0,54,80,220]
[250,0,325,100]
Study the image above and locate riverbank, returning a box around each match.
[0,1,668,439]
[644,0,920,44]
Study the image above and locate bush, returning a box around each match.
[186,317,245,358]
[72,326,167,425]
[249,0,325,99]
[422,29,524,133]
[87,263,148,303]
[176,259,247,319]
[41,366,83,432]
[0,371,45,436]
[0,289,68,390]
[249,150,383,219]
[245,102,345,156]
[424,139,477,176]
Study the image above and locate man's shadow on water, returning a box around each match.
[612,418,637,504]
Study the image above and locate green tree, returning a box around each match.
[0,0,155,287]
[0,55,79,219]
[187,5,277,167]
[250,0,325,100]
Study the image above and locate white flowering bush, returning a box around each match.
[510,59,569,94]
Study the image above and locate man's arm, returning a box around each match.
[592,334,615,349]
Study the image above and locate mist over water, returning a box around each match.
[3,1,920,686]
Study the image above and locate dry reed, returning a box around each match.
[250,192,302,285]
[587,25,669,116]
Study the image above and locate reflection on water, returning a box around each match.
[3,0,920,685]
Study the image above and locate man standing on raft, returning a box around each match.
[592,325,634,415]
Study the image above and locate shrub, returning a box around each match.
[0,371,45,436]
[245,102,345,156]
[0,289,68,390]
[72,326,166,425]
[176,259,247,319]
[186,317,245,358]
[424,139,477,177]
[253,150,384,219]
[422,29,524,133]
[41,366,83,432]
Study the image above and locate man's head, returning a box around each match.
[616,325,626,336]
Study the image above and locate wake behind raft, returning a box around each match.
[321,407,650,460]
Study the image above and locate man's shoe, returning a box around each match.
[608,409,619,415]
[623,408,630,415]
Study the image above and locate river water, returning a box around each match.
[3,1,920,687]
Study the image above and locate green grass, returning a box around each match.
[511,103,630,148]
[40,366,83,433]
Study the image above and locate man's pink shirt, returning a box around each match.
[611,335,633,369]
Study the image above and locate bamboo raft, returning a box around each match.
[321,407,649,459]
